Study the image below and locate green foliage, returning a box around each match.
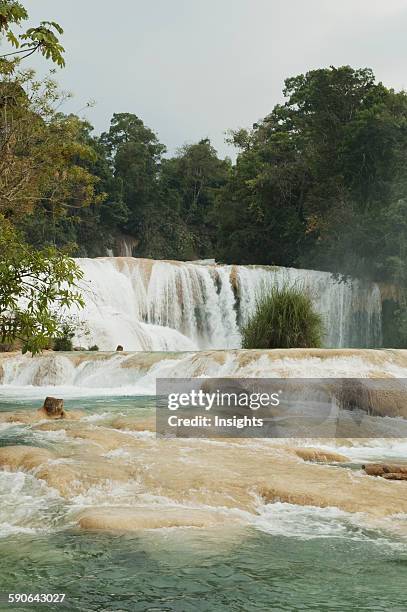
[88,344,99,351]
[241,285,324,349]
[217,66,407,284]
[100,113,164,239]
[20,115,128,257]
[20,22,65,66]
[0,1,27,33]
[0,215,84,354]
[160,139,231,257]
[97,115,231,259]
[53,324,75,352]
[8,62,407,294]
[0,72,103,224]
[0,1,64,71]
[16,64,407,289]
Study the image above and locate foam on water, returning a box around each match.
[307,439,407,463]
[2,349,405,398]
[1,415,407,545]
[251,501,407,548]
[0,471,64,538]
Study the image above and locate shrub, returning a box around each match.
[88,344,99,351]
[53,324,75,352]
[241,285,324,349]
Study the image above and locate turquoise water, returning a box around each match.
[1,527,407,611]
[1,397,407,611]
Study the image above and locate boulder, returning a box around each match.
[42,396,65,419]
[116,345,124,351]
[362,463,407,478]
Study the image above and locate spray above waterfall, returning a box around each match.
[71,258,383,352]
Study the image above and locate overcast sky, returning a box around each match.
[21,0,407,158]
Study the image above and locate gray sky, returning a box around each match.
[20,0,407,158]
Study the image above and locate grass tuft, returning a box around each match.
[241,284,324,349]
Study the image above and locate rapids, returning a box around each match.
[1,394,407,536]
[1,348,406,397]
[72,258,383,351]
[1,350,407,609]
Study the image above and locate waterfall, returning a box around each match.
[0,349,404,397]
[236,266,382,348]
[70,258,382,351]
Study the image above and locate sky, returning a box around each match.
[18,0,407,158]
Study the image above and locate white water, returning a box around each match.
[1,464,404,544]
[71,258,382,351]
[1,349,405,398]
[2,348,407,543]
[0,470,64,537]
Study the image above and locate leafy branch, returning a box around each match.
[0,2,65,70]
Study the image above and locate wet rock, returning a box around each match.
[0,408,84,424]
[42,397,65,419]
[77,507,234,531]
[0,446,55,471]
[362,463,407,478]
[260,487,325,508]
[110,416,155,432]
[35,457,136,497]
[67,426,136,451]
[293,447,348,463]
[335,379,407,419]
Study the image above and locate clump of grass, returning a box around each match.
[241,285,324,349]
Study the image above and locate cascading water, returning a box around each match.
[71,258,382,351]
[236,266,382,348]
[1,349,406,396]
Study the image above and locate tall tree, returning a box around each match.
[217,66,407,280]
[0,1,86,353]
[0,72,102,231]
[161,139,231,257]
[101,113,165,252]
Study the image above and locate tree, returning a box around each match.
[0,72,102,223]
[160,139,231,257]
[101,113,165,251]
[217,127,309,265]
[0,215,84,354]
[0,1,90,354]
[0,1,64,72]
[20,117,128,257]
[217,66,407,283]
[72,123,128,256]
